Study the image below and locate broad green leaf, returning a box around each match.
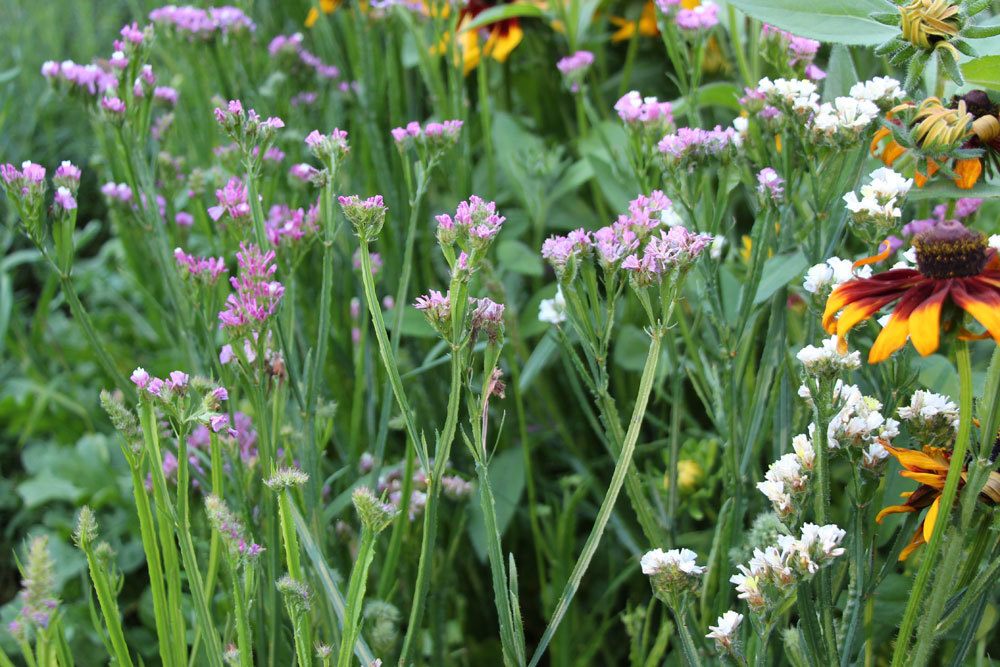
[614,324,651,372]
[382,305,437,338]
[961,56,1000,90]
[822,45,859,101]
[461,4,545,32]
[17,474,82,507]
[907,179,1000,200]
[912,354,957,400]
[753,251,809,305]
[497,239,544,277]
[467,448,525,561]
[728,0,897,46]
[673,82,742,114]
[519,331,559,391]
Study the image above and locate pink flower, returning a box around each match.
[130,367,150,389]
[101,96,126,114]
[218,243,284,332]
[208,177,250,221]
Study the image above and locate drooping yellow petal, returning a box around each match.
[954,158,982,189]
[876,503,916,523]
[899,528,926,561]
[869,311,910,364]
[484,24,523,63]
[885,445,950,472]
[952,282,1000,343]
[922,496,941,543]
[305,7,320,26]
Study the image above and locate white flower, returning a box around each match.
[862,442,889,468]
[828,391,896,448]
[899,390,959,425]
[800,523,846,559]
[803,262,834,293]
[757,479,793,514]
[640,547,705,576]
[849,76,903,106]
[796,335,861,375]
[706,610,743,649]
[732,116,748,134]
[792,432,815,469]
[862,167,913,200]
[990,234,1000,250]
[538,287,567,325]
[803,256,871,294]
[710,235,727,259]
[843,191,900,220]
[659,207,684,228]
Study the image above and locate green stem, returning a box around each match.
[232,569,254,667]
[670,607,704,667]
[891,342,974,667]
[528,329,664,667]
[81,544,133,666]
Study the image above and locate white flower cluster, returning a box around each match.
[843,167,913,229]
[756,77,818,111]
[796,335,861,377]
[803,256,872,296]
[849,76,904,110]
[641,547,705,600]
[538,286,567,325]
[899,390,960,445]
[811,96,880,144]
[730,523,845,611]
[827,386,899,450]
[757,433,815,519]
[706,610,743,651]
[990,234,1000,250]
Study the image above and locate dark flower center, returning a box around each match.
[914,220,988,278]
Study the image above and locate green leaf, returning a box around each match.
[672,82,742,114]
[961,55,1000,90]
[382,305,438,338]
[17,474,82,507]
[519,331,559,392]
[461,4,545,32]
[614,324,651,372]
[291,505,377,664]
[753,251,809,305]
[467,448,525,561]
[907,179,1000,200]
[497,239,544,277]
[822,45,859,101]
[728,0,897,45]
[912,354,958,400]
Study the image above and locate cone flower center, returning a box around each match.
[914,220,988,278]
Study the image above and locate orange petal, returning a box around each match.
[853,239,893,270]
[908,283,950,356]
[869,309,910,363]
[951,281,1000,343]
[900,471,948,488]
[884,445,950,472]
[954,158,982,190]
[305,7,320,26]
[899,527,926,561]
[484,24,523,63]
[876,503,916,523]
[870,127,890,156]
[836,295,900,339]
[882,140,906,166]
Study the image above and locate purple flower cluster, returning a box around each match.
[339,194,387,237]
[622,226,713,286]
[266,203,318,246]
[901,198,983,237]
[174,247,227,283]
[435,195,505,248]
[761,24,825,80]
[101,96,126,115]
[205,495,264,562]
[615,91,674,127]
[213,99,284,152]
[756,168,785,204]
[149,5,256,39]
[208,176,250,222]
[100,182,134,204]
[1,161,47,200]
[153,86,179,106]
[41,60,118,97]
[390,120,463,150]
[268,33,341,79]
[470,297,505,340]
[130,366,192,397]
[657,125,741,162]
[218,244,284,331]
[289,162,319,182]
[305,128,350,163]
[556,50,594,91]
[414,290,451,326]
[54,187,77,212]
[675,1,719,31]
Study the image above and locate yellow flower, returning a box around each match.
[305,0,342,27]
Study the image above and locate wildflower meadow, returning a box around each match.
[4,0,1000,664]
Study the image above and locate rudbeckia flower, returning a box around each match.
[870,91,1000,190]
[305,0,342,27]
[455,0,529,74]
[609,1,660,42]
[876,444,1000,560]
[823,221,1000,363]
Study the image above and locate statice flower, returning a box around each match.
[414,290,451,333]
[268,33,341,81]
[658,125,741,165]
[441,475,473,500]
[898,390,960,445]
[621,226,713,287]
[218,244,284,333]
[675,1,719,31]
[827,389,899,450]
[208,176,251,222]
[149,5,256,38]
[757,435,814,521]
[470,297,505,341]
[100,182,134,205]
[756,167,784,204]
[15,536,59,632]
[389,119,462,155]
[53,161,81,192]
[811,96,880,145]
[761,24,823,79]
[796,335,861,377]
[289,162,319,183]
[556,50,594,92]
[538,286,567,325]
[305,128,349,165]
[339,194,387,239]
[266,204,316,246]
[843,167,913,240]
[213,99,284,155]
[641,548,705,601]
[849,76,904,110]
[435,196,505,266]
[174,247,227,284]
[706,610,743,653]
[204,494,264,565]
[615,91,674,129]
[802,256,873,299]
